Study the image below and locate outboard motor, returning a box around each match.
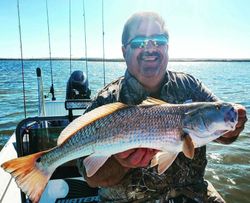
[66,70,91,99]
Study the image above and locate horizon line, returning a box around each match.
[0,57,250,62]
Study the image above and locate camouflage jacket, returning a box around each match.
[78,70,220,203]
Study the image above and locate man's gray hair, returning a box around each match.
[122,12,169,46]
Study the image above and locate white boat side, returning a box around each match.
[0,134,21,203]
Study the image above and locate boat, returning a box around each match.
[0,66,102,202]
[0,0,111,201]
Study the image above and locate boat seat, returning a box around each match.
[15,116,99,203]
[16,116,83,178]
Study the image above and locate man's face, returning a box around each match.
[122,19,169,89]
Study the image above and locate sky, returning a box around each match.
[0,0,250,59]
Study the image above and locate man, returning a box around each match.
[77,12,247,202]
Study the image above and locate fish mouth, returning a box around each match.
[213,129,228,136]
[138,51,162,62]
[224,107,238,130]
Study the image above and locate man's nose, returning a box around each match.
[144,40,156,50]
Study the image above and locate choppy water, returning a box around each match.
[0,60,249,202]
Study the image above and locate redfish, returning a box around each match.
[1,98,238,203]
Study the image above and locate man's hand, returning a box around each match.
[216,104,247,144]
[84,148,158,187]
[114,148,158,168]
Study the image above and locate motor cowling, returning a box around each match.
[66,70,91,99]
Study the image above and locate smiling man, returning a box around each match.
[121,17,169,93]
[77,12,247,203]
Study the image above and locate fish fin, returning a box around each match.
[84,154,110,177]
[140,97,168,105]
[57,102,128,145]
[1,150,54,203]
[151,151,178,175]
[182,133,195,159]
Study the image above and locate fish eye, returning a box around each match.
[215,104,221,110]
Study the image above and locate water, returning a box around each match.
[0,60,249,202]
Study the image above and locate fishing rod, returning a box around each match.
[69,0,72,74]
[45,0,56,101]
[82,0,88,78]
[16,2,28,202]
[102,0,106,86]
[17,0,27,118]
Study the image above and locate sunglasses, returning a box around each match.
[124,34,168,49]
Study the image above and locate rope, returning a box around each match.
[45,0,56,100]
[82,0,88,78]
[69,0,72,74]
[17,0,27,118]
[102,0,106,86]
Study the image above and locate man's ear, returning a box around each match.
[122,46,126,58]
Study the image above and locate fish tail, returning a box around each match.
[1,150,53,203]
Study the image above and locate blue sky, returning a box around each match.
[0,0,250,59]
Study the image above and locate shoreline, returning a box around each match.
[0,57,250,62]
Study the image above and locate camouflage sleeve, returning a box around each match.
[84,77,123,113]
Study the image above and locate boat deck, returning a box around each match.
[0,100,99,203]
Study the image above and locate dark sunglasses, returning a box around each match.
[124,34,168,49]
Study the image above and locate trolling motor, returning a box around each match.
[66,70,91,99]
